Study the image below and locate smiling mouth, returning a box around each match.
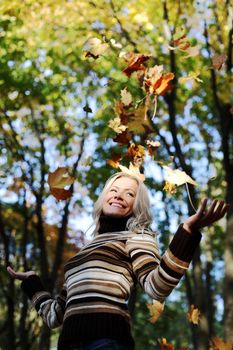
[110,202,126,208]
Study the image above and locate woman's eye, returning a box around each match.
[127,192,134,197]
[110,189,117,192]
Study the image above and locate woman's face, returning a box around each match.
[102,176,138,217]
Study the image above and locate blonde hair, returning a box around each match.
[92,172,154,236]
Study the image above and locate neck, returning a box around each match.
[98,214,131,234]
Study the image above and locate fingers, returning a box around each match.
[196,198,208,217]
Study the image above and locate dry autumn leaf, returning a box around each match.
[158,338,174,350]
[162,165,197,186]
[147,300,164,324]
[122,52,151,77]
[126,143,146,166]
[128,105,153,134]
[120,88,133,106]
[163,181,177,194]
[107,153,122,169]
[118,162,145,182]
[83,37,109,59]
[144,66,174,96]
[212,54,228,70]
[48,167,75,201]
[210,337,233,350]
[146,140,161,157]
[108,116,128,134]
[187,305,201,325]
[113,130,132,145]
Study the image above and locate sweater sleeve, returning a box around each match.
[21,275,67,329]
[126,224,201,302]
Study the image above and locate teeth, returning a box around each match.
[111,203,123,208]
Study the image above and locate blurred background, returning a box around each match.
[0,0,232,349]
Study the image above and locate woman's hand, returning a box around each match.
[7,266,37,281]
[183,198,229,234]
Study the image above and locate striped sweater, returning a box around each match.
[21,217,201,349]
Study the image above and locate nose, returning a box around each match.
[113,191,124,200]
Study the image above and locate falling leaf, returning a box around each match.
[83,37,109,59]
[126,143,146,166]
[144,66,174,96]
[108,116,128,134]
[48,167,75,201]
[118,162,145,182]
[146,140,161,156]
[158,338,174,350]
[210,337,233,350]
[162,165,197,186]
[128,105,153,134]
[120,88,133,106]
[107,153,122,169]
[212,54,227,70]
[122,52,151,77]
[179,72,203,84]
[113,130,132,145]
[187,305,201,325]
[147,300,164,324]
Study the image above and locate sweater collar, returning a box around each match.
[98,214,131,234]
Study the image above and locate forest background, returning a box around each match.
[0,0,232,349]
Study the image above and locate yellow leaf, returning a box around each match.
[158,338,174,350]
[183,45,200,58]
[147,300,164,324]
[187,305,201,325]
[108,116,128,134]
[118,162,145,182]
[120,88,133,106]
[162,166,197,186]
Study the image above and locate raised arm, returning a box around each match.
[7,266,66,329]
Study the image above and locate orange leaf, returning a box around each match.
[147,300,164,324]
[48,167,75,201]
[212,54,227,70]
[155,73,174,95]
[187,305,201,325]
[122,52,151,77]
[107,153,122,169]
[210,337,233,350]
[158,338,174,350]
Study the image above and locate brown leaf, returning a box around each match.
[210,337,233,350]
[122,52,151,77]
[126,143,146,166]
[113,130,132,145]
[212,54,228,70]
[146,140,161,156]
[144,66,174,96]
[158,338,174,350]
[108,116,128,134]
[48,167,75,201]
[50,188,73,201]
[187,305,201,325]
[147,300,164,324]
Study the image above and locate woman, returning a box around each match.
[7,172,228,350]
